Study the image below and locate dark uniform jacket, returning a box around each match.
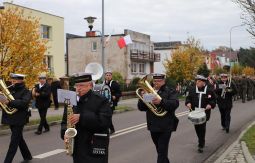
[185,85,216,121]
[215,80,237,108]
[34,83,51,109]
[137,84,179,132]
[104,80,122,107]
[61,90,112,163]
[1,83,31,126]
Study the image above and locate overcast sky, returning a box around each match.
[1,0,254,50]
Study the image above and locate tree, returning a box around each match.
[0,7,48,87]
[238,47,255,68]
[231,63,243,75]
[232,0,255,37]
[242,66,255,75]
[165,36,205,83]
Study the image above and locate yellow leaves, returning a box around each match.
[242,66,255,76]
[165,36,205,82]
[0,7,48,88]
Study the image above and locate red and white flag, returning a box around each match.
[117,35,132,49]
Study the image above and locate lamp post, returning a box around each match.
[229,24,244,63]
[84,0,105,74]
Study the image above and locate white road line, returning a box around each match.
[33,110,190,159]
[33,149,66,159]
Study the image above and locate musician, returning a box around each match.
[61,73,112,163]
[185,74,216,153]
[103,70,122,134]
[1,73,32,163]
[137,73,179,163]
[34,74,51,135]
[215,73,237,133]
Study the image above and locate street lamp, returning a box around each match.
[229,24,245,63]
[84,0,105,75]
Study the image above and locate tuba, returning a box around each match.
[0,79,17,114]
[136,75,167,117]
[64,99,77,155]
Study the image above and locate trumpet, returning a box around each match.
[136,75,167,117]
[64,99,77,155]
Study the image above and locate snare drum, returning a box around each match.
[188,108,206,125]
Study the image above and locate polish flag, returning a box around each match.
[117,35,132,49]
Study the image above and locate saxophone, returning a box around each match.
[64,99,77,155]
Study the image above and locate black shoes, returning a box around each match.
[43,128,50,133]
[198,147,203,153]
[34,131,42,135]
[226,128,229,133]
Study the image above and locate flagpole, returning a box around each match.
[102,0,105,75]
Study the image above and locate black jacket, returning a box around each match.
[185,85,216,121]
[1,83,31,125]
[34,83,51,109]
[137,84,179,132]
[61,90,112,163]
[216,80,237,108]
[104,80,122,107]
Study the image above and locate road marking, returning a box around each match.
[33,149,66,159]
[32,110,190,159]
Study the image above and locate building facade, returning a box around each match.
[4,2,65,78]
[67,29,160,83]
[153,41,181,74]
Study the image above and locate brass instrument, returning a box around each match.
[0,79,17,114]
[64,99,77,155]
[136,75,167,117]
[221,75,232,99]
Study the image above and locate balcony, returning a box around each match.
[130,49,160,62]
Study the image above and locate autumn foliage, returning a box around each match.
[164,37,205,82]
[0,7,48,87]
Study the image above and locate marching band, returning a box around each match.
[0,68,255,163]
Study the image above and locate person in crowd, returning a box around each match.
[137,73,179,163]
[103,70,122,134]
[1,73,32,163]
[34,74,51,135]
[185,74,216,153]
[215,73,237,133]
[51,77,61,110]
[61,73,112,163]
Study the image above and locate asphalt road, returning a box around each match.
[0,99,255,163]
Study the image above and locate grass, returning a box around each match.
[241,124,255,155]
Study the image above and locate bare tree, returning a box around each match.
[233,0,255,37]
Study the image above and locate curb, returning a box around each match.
[214,120,255,163]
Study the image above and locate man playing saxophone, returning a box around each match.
[1,73,32,163]
[137,73,179,163]
[61,73,112,163]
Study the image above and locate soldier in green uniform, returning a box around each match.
[241,74,248,103]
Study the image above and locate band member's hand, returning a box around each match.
[70,114,80,125]
[35,92,40,97]
[186,103,192,110]
[152,97,161,105]
[112,96,116,100]
[205,104,212,110]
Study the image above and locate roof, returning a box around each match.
[154,41,182,50]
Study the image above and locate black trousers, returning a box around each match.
[194,122,206,148]
[4,125,32,163]
[150,131,172,163]
[219,106,232,130]
[38,107,49,131]
[109,106,115,131]
[52,93,59,109]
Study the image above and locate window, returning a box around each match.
[131,63,137,73]
[43,55,54,73]
[91,42,97,51]
[40,25,51,39]
[139,63,145,73]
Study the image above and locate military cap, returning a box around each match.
[195,74,207,81]
[38,74,47,79]
[152,73,166,80]
[220,73,228,77]
[105,70,112,74]
[72,72,92,83]
[10,73,25,80]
